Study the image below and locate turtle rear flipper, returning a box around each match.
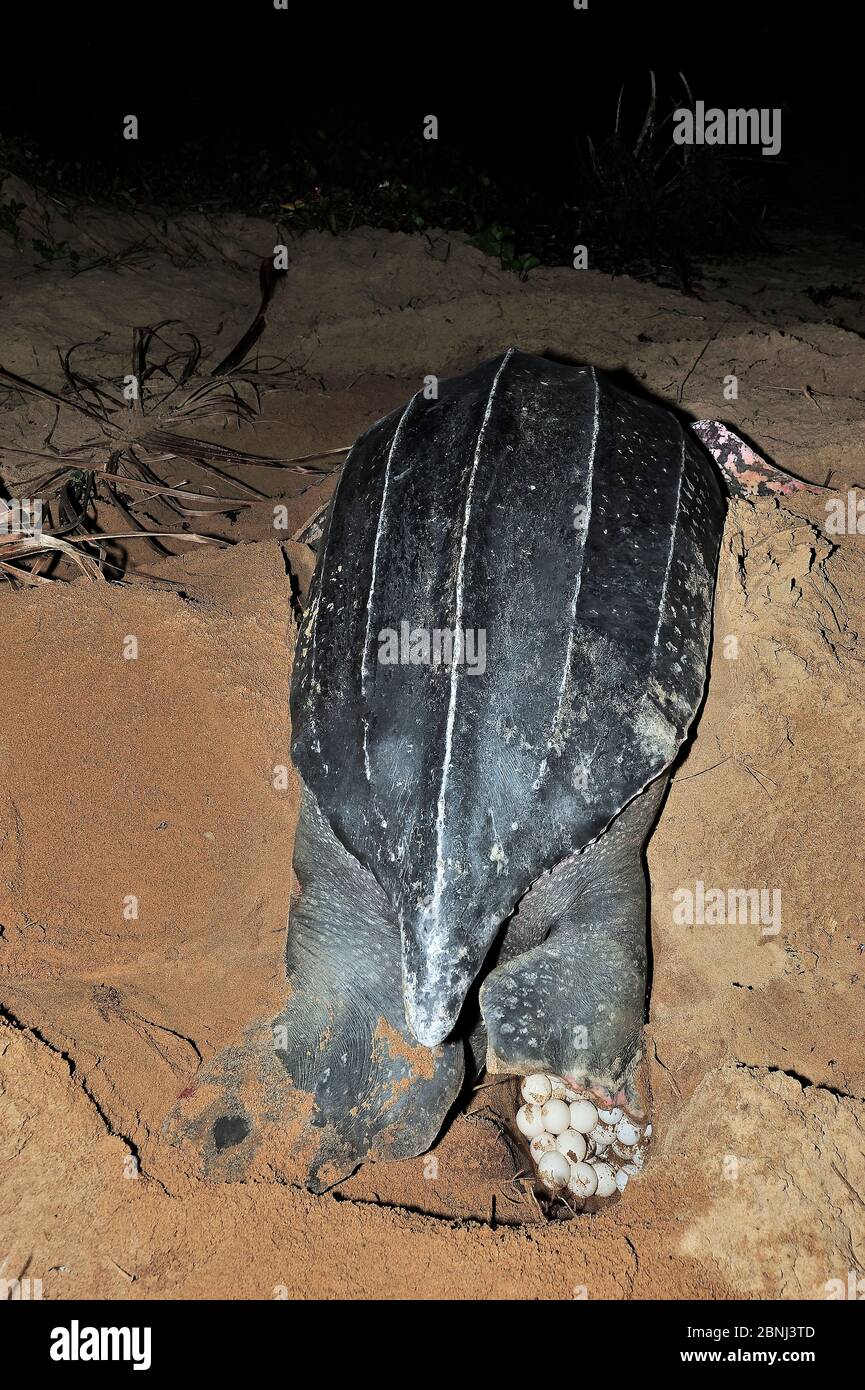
[274,784,465,1190]
[164,784,464,1193]
[480,774,667,1113]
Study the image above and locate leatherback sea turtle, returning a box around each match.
[278,348,809,1194]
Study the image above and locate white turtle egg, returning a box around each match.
[547,1075,569,1101]
[645,1124,653,1138]
[520,1073,553,1106]
[590,1122,614,1150]
[567,1161,599,1198]
[530,1132,558,1162]
[569,1098,599,1134]
[615,1116,641,1147]
[555,1128,588,1163]
[615,1168,629,1191]
[597,1106,623,1125]
[537,1151,571,1192]
[612,1141,639,1162]
[540,1099,571,1135]
[516,1103,546,1139]
[592,1162,618,1198]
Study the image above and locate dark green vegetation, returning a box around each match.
[1,82,774,287]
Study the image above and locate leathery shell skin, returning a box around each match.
[291,349,725,1047]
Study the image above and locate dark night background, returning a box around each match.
[1,0,863,274]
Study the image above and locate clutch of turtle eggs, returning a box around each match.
[516,1073,650,1203]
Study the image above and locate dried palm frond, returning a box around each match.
[0,256,349,584]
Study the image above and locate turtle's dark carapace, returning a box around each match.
[291,350,726,1045]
